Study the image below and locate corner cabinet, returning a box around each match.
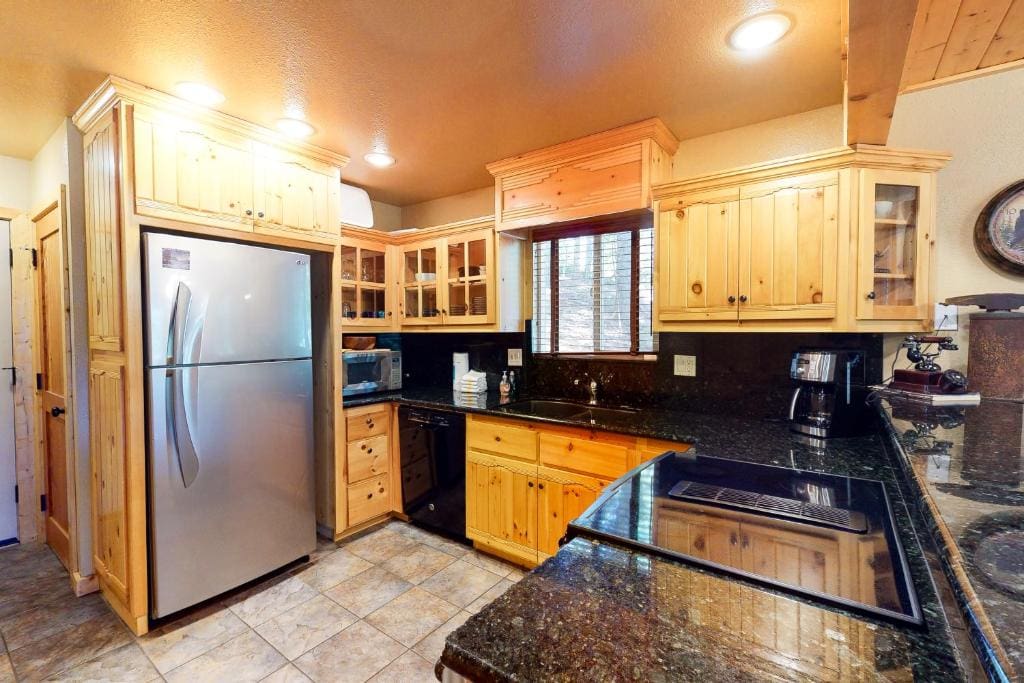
[74,76,349,635]
[653,146,949,332]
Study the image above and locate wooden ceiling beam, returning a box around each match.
[845,0,920,145]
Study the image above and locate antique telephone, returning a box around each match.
[890,335,969,395]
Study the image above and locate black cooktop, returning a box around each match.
[567,450,923,625]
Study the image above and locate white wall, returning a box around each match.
[671,105,844,180]
[0,155,31,212]
[29,120,91,576]
[885,69,1024,372]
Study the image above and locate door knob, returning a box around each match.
[51,406,65,417]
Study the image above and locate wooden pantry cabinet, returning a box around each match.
[74,76,349,635]
[652,146,949,332]
[465,414,689,567]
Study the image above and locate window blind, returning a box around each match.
[532,224,653,354]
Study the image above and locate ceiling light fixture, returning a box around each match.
[174,81,225,107]
[364,151,396,168]
[728,13,792,51]
[276,117,316,139]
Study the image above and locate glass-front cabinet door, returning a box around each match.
[340,238,392,327]
[443,228,494,324]
[401,241,442,325]
[857,170,933,321]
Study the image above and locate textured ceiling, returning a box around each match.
[0,0,843,206]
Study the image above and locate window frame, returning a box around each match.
[532,212,653,358]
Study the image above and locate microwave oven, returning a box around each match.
[342,349,402,396]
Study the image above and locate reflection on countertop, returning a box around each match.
[880,397,1024,681]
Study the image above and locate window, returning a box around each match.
[532,215,653,355]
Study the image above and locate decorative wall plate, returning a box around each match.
[975,180,1024,276]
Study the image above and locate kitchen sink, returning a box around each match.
[499,399,638,422]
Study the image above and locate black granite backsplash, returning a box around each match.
[353,327,883,420]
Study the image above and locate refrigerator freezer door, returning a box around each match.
[143,233,312,367]
[148,360,315,618]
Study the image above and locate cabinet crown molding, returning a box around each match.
[486,117,679,177]
[341,214,496,245]
[652,145,950,200]
[72,75,350,169]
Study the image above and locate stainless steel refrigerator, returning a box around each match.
[143,232,316,618]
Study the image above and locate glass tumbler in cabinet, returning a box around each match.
[859,172,931,321]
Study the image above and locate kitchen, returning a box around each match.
[0,1,1023,681]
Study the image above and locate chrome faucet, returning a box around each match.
[574,375,599,405]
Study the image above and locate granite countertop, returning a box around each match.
[346,389,988,680]
[879,397,1024,682]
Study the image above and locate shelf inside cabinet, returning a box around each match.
[873,273,913,280]
[874,218,915,227]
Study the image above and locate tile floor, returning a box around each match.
[0,521,524,682]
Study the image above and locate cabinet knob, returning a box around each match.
[728,295,736,304]
[367,448,373,454]
[528,481,534,488]
[866,291,877,300]
[739,295,748,303]
[366,418,373,424]
[245,209,253,216]
[367,423,375,430]
[257,211,265,218]
[538,483,545,490]
[387,311,393,317]
[494,435,501,442]
[361,443,367,450]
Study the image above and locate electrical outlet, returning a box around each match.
[934,303,958,331]
[507,348,523,367]
[673,355,696,377]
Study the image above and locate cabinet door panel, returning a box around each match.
[253,144,340,242]
[466,451,538,563]
[537,466,610,556]
[133,105,253,231]
[657,189,740,322]
[739,174,838,320]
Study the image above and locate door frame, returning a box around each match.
[28,189,83,584]
[0,216,16,545]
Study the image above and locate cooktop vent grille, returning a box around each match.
[667,480,868,533]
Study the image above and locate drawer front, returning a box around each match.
[637,438,691,464]
[347,435,389,482]
[346,408,389,441]
[539,432,630,479]
[467,416,538,462]
[348,476,390,526]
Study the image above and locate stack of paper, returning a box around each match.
[458,370,488,394]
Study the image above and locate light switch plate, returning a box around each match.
[673,355,696,377]
[934,303,958,331]
[508,348,523,367]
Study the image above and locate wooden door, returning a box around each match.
[441,228,495,325]
[656,188,741,322]
[856,169,933,321]
[35,204,71,568]
[132,104,254,231]
[253,143,341,242]
[737,171,839,321]
[399,241,443,326]
[465,450,538,565]
[339,236,392,328]
[536,466,610,558]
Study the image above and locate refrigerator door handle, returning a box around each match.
[167,367,201,488]
[167,282,192,365]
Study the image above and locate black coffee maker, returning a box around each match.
[788,349,870,438]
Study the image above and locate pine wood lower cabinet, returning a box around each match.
[344,404,398,529]
[465,414,689,567]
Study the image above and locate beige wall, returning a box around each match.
[0,155,31,213]
[401,186,493,228]
[885,68,1024,372]
[671,105,844,180]
[369,200,403,232]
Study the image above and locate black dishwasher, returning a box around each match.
[398,406,467,541]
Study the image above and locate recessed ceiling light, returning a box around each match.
[174,81,225,107]
[364,151,396,168]
[728,13,791,51]
[276,117,316,139]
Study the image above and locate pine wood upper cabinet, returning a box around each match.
[856,169,934,321]
[443,228,495,325]
[252,143,341,242]
[399,239,443,325]
[657,188,741,322]
[339,236,393,327]
[133,105,255,231]
[737,171,839,321]
[653,146,950,332]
